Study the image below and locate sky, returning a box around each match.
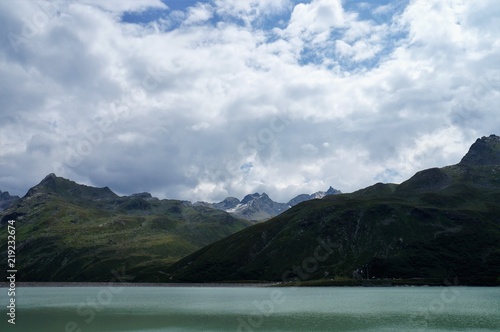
[0,0,499,203]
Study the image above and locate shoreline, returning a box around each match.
[1,281,498,288]
[0,282,278,288]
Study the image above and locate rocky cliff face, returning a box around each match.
[460,134,500,166]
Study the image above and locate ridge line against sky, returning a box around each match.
[0,0,499,202]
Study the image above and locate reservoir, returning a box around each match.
[1,286,499,331]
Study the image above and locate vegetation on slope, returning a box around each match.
[0,174,251,282]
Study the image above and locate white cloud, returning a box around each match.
[285,0,347,38]
[183,3,213,26]
[214,0,291,27]
[79,0,166,13]
[0,0,499,203]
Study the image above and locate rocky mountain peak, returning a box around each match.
[0,190,20,211]
[26,174,118,201]
[212,197,240,210]
[241,193,261,205]
[36,173,58,191]
[460,134,500,166]
[43,173,57,180]
[326,186,341,195]
[26,174,56,196]
[287,186,342,206]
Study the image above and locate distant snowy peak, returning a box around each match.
[222,192,288,221]
[287,186,342,207]
[205,187,341,221]
[240,193,262,205]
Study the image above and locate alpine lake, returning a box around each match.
[1,285,499,332]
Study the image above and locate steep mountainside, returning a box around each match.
[0,174,251,282]
[167,135,500,285]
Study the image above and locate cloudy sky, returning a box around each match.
[0,0,499,203]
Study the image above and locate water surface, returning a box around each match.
[1,286,499,331]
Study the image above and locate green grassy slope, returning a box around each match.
[0,174,251,282]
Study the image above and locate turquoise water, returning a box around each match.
[1,286,499,331]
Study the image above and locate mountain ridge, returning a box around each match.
[25,173,118,202]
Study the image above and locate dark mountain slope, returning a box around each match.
[167,135,500,285]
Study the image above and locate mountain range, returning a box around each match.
[166,135,500,285]
[0,174,251,281]
[0,174,337,281]
[1,135,499,285]
[196,186,341,221]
